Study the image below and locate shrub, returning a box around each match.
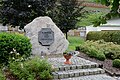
[113,59,120,68]
[0,32,32,65]
[0,69,5,80]
[87,31,120,44]
[85,46,106,61]
[96,53,106,61]
[103,42,120,59]
[87,47,98,58]
[40,70,53,80]
[9,57,53,80]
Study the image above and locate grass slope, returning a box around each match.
[67,36,85,51]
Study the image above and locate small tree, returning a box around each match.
[56,0,86,39]
[0,0,57,29]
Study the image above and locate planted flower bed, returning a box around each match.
[78,40,120,66]
[77,40,120,76]
[0,57,53,80]
[0,32,53,80]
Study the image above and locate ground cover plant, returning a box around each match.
[78,40,120,74]
[79,40,120,61]
[8,57,53,80]
[0,69,5,80]
[0,57,53,80]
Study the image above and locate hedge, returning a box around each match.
[0,32,32,65]
[86,31,120,44]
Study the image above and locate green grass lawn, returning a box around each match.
[67,36,85,51]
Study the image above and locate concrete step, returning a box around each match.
[58,74,116,80]
[48,56,99,71]
[52,68,105,79]
[55,63,99,71]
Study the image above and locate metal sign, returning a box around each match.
[38,28,54,46]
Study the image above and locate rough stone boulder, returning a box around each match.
[24,16,69,55]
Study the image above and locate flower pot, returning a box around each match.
[63,54,72,64]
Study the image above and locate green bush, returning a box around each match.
[84,46,106,61]
[113,59,120,68]
[96,53,106,61]
[87,31,120,44]
[9,57,53,80]
[40,70,53,80]
[103,42,120,59]
[0,69,5,80]
[0,32,32,65]
[87,47,98,58]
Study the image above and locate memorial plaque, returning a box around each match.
[38,28,54,46]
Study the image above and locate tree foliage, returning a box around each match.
[77,12,105,27]
[0,0,86,39]
[93,0,120,27]
[56,0,86,39]
[0,0,56,29]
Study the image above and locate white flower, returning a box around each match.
[21,57,24,60]
[28,5,31,7]
[12,57,15,60]
[13,48,16,52]
[10,51,13,54]
[16,53,20,55]
[20,63,23,68]
[52,65,55,69]
[15,59,20,62]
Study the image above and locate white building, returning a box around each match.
[0,24,24,32]
[0,24,8,31]
[86,18,120,34]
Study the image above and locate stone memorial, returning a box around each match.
[24,16,69,55]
